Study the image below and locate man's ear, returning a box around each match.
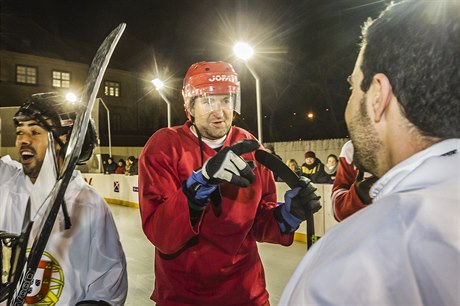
[371,73,393,122]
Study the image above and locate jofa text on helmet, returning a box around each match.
[208,75,238,83]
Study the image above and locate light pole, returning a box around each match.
[152,78,171,127]
[97,98,112,157]
[233,42,263,143]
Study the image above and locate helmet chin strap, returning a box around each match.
[190,120,224,217]
[191,121,206,166]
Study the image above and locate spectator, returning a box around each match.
[300,151,329,183]
[105,156,117,174]
[125,156,138,175]
[124,158,131,174]
[331,140,377,221]
[138,61,321,305]
[0,92,127,305]
[324,154,339,183]
[286,158,302,176]
[280,1,460,305]
[115,159,126,174]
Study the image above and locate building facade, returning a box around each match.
[0,48,180,146]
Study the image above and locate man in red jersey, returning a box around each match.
[138,61,320,306]
[331,140,377,221]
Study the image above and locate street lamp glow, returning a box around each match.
[65,92,78,103]
[233,41,262,142]
[151,78,171,127]
[152,78,164,90]
[233,42,254,61]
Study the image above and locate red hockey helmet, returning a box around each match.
[182,61,241,119]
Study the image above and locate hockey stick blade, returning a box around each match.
[61,23,126,176]
[8,23,126,306]
[255,150,299,188]
[254,149,317,249]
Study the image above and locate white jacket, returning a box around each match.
[280,139,460,306]
[0,157,127,306]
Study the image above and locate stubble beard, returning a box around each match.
[347,96,383,176]
[22,157,44,181]
[200,122,231,140]
[196,113,232,140]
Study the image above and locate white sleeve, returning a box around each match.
[84,190,128,305]
[1,155,22,168]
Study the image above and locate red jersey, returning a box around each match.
[331,140,369,221]
[138,121,293,306]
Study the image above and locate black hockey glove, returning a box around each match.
[275,176,322,233]
[202,139,259,186]
[354,171,378,204]
[183,139,259,210]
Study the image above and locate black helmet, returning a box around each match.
[13,92,97,164]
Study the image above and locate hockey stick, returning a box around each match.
[254,150,318,249]
[8,23,126,305]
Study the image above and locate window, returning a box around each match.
[104,81,120,97]
[16,65,37,85]
[52,70,71,88]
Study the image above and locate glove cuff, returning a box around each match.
[274,205,301,233]
[186,170,208,188]
[182,180,210,210]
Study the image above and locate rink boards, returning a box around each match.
[80,173,339,242]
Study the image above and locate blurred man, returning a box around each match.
[331,140,377,221]
[138,61,321,305]
[280,1,459,304]
[0,93,127,305]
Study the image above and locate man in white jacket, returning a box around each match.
[0,92,127,306]
[280,1,460,305]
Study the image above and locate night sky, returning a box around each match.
[1,0,391,142]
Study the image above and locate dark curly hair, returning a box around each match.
[360,0,460,139]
